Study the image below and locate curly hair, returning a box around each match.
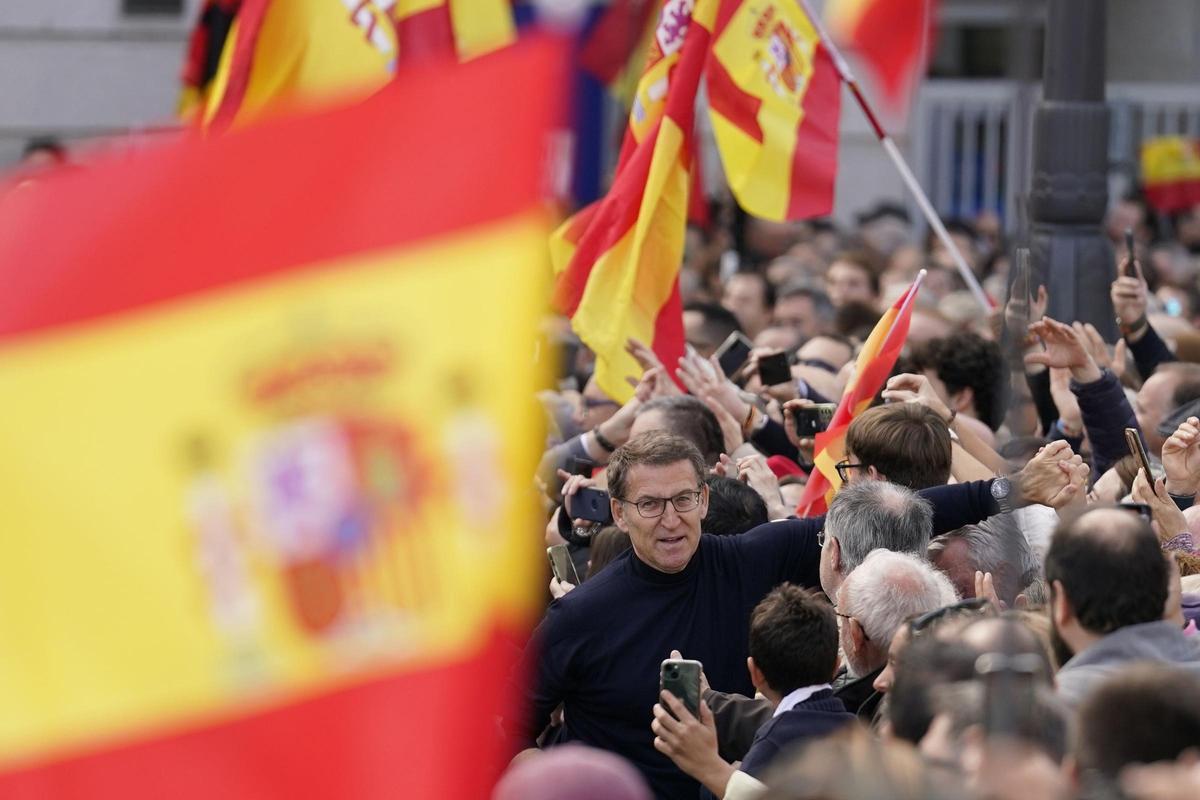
[915,333,1006,431]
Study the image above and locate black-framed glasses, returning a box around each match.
[908,597,992,635]
[834,609,870,642]
[619,489,703,518]
[835,460,864,483]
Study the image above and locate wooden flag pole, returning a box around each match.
[797,0,994,312]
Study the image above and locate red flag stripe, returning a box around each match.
[0,41,562,342]
[207,0,272,131]
[395,4,456,62]
[705,56,764,144]
[785,44,841,219]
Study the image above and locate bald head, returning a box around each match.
[1044,507,1168,635]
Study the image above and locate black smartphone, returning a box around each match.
[569,456,596,478]
[547,544,581,585]
[1125,228,1137,277]
[1125,427,1154,481]
[569,486,613,524]
[660,658,702,719]
[757,351,792,387]
[792,403,837,437]
[715,331,754,378]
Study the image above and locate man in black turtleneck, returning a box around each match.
[502,431,1076,799]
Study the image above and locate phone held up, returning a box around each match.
[1124,426,1154,482]
[569,486,613,525]
[757,351,792,387]
[1125,228,1138,278]
[660,658,702,719]
[714,331,754,379]
[792,403,837,437]
[547,543,581,586]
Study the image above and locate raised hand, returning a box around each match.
[737,453,788,520]
[676,347,750,422]
[1024,317,1102,383]
[781,398,817,463]
[651,693,733,797]
[1132,469,1189,543]
[1111,254,1149,332]
[1161,416,1200,498]
[882,373,952,422]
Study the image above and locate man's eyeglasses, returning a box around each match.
[834,460,864,483]
[619,489,703,518]
[580,397,619,411]
[908,597,992,635]
[817,528,833,548]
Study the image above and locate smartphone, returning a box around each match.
[757,351,792,387]
[1124,228,1137,277]
[715,331,754,378]
[792,403,837,437]
[660,658,702,719]
[1125,427,1154,480]
[547,544,581,585]
[977,652,1040,738]
[569,456,596,478]
[569,486,613,524]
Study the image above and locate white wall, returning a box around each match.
[0,0,199,164]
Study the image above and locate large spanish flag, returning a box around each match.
[194,0,515,129]
[797,273,923,516]
[550,0,717,403]
[0,40,560,798]
[706,0,842,221]
[1142,136,1200,213]
[826,0,933,114]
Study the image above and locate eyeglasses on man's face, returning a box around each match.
[908,597,992,634]
[619,489,703,518]
[835,459,865,483]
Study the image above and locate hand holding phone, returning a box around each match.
[714,331,754,379]
[792,403,836,437]
[1124,228,1138,278]
[660,658,702,719]
[547,544,581,586]
[569,486,613,525]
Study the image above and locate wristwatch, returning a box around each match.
[990,476,1014,514]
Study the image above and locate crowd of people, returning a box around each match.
[502,196,1200,800]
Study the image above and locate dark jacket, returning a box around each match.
[1047,369,1140,477]
[1128,323,1176,380]
[705,668,881,763]
[738,691,855,779]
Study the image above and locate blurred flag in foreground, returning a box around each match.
[826,0,934,115]
[1142,136,1200,213]
[706,0,842,221]
[184,0,515,129]
[550,0,717,403]
[0,40,560,799]
[796,273,923,516]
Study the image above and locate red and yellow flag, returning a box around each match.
[797,274,923,517]
[1142,136,1200,213]
[826,0,934,115]
[706,0,842,221]
[0,41,560,799]
[191,0,515,129]
[550,0,717,403]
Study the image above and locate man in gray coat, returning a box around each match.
[1045,507,1200,707]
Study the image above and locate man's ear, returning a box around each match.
[1051,579,1072,627]
[848,616,867,655]
[829,536,843,573]
[611,496,629,533]
[952,386,974,414]
[747,656,768,695]
[866,465,887,482]
[699,482,710,520]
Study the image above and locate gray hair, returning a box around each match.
[838,549,959,646]
[825,480,934,574]
[928,514,1040,605]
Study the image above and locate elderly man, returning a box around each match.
[928,515,1041,606]
[507,432,1081,798]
